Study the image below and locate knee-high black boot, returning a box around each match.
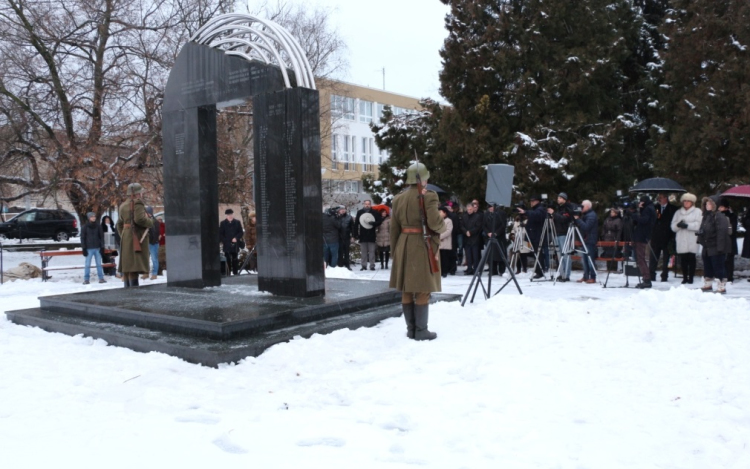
[402,303,415,339]
[413,304,437,341]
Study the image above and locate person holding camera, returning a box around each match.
[697,197,731,293]
[631,195,657,288]
[517,195,547,279]
[573,200,598,283]
[670,193,702,284]
[322,206,342,268]
[547,192,574,281]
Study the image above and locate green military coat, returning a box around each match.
[116,198,153,273]
[389,186,446,293]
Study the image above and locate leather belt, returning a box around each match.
[401,228,422,234]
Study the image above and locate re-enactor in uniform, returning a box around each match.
[116,183,153,288]
[389,163,446,340]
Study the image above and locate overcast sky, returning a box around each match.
[251,0,450,100]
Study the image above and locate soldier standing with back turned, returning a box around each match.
[390,162,446,340]
[117,183,153,288]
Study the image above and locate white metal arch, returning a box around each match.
[191,13,316,90]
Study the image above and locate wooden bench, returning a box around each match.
[40,249,117,281]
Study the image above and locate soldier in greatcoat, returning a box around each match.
[389,162,446,340]
[116,183,153,287]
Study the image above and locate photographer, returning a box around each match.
[573,200,598,283]
[322,206,342,268]
[517,195,547,279]
[631,195,657,289]
[547,192,574,281]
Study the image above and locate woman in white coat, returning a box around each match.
[671,193,702,284]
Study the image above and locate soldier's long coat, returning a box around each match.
[116,198,153,273]
[389,186,446,293]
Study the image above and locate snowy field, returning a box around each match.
[2,247,750,468]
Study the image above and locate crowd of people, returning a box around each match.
[332,189,747,295]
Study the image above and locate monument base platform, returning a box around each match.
[5,276,459,367]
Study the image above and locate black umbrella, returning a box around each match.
[629,177,686,193]
[425,183,447,193]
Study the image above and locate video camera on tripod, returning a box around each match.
[612,190,638,213]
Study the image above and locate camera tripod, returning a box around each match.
[508,222,534,274]
[462,206,522,305]
[531,216,560,282]
[553,223,596,285]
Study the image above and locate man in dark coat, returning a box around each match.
[389,162,446,341]
[219,208,244,276]
[631,195,657,288]
[573,200,599,283]
[116,182,153,287]
[81,212,106,285]
[353,200,382,271]
[482,205,508,275]
[517,195,547,279]
[649,193,678,282]
[337,206,353,270]
[460,203,484,275]
[547,193,574,281]
[322,207,342,268]
[718,199,738,283]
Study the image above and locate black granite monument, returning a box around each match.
[162,42,324,296]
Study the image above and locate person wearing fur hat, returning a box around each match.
[717,199,738,283]
[116,182,153,287]
[697,197,731,293]
[670,193,702,284]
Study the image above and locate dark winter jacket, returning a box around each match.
[551,202,574,235]
[147,218,161,245]
[601,214,623,242]
[447,211,460,246]
[460,210,484,246]
[482,209,508,245]
[651,202,677,248]
[631,199,656,243]
[338,214,353,244]
[322,212,342,245]
[575,209,598,245]
[353,207,382,243]
[721,208,738,255]
[698,205,731,257]
[742,210,750,259]
[81,221,104,251]
[524,204,547,244]
[219,218,244,254]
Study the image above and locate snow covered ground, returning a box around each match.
[2,248,750,468]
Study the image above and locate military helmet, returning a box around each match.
[126,183,143,195]
[404,162,429,185]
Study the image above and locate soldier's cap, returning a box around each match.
[126,183,143,195]
[225,208,234,215]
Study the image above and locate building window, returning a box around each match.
[331,95,355,121]
[342,134,350,171]
[359,100,373,124]
[331,135,338,170]
[361,137,369,172]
